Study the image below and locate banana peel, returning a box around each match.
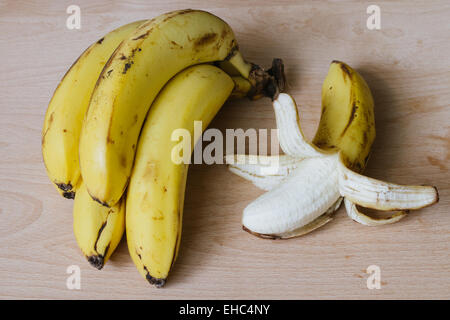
[226,61,439,238]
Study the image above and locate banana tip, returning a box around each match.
[62,191,75,199]
[87,255,104,270]
[146,274,166,288]
[56,182,75,199]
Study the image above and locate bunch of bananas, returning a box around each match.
[42,9,283,287]
[226,61,439,238]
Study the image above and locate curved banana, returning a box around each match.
[73,181,125,269]
[79,9,278,207]
[126,64,234,287]
[313,60,376,172]
[42,20,146,199]
[227,61,438,238]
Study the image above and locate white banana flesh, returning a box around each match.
[242,154,340,235]
[273,94,324,158]
[227,93,439,238]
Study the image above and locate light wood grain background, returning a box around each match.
[0,0,449,299]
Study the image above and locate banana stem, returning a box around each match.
[223,51,286,100]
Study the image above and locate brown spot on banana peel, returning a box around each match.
[97,37,104,44]
[87,243,110,270]
[193,32,218,48]
[340,102,358,138]
[132,30,151,41]
[340,64,352,78]
[170,231,180,269]
[223,44,239,61]
[170,40,183,49]
[332,60,352,79]
[91,195,110,207]
[94,221,108,252]
[56,182,73,192]
[120,154,127,168]
[42,112,55,145]
[122,62,133,74]
[87,45,122,116]
[86,221,109,270]
[160,8,193,23]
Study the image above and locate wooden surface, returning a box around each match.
[0,0,449,299]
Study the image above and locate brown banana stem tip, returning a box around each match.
[247,58,286,101]
[146,273,166,288]
[268,58,286,95]
[56,182,76,199]
[87,255,104,270]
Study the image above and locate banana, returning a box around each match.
[79,9,280,207]
[42,20,146,199]
[227,61,438,238]
[73,181,125,269]
[313,60,376,172]
[126,64,234,287]
[242,154,340,235]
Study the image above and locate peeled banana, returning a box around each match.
[42,20,146,199]
[227,61,439,238]
[126,64,234,287]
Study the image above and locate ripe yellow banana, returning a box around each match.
[227,61,438,238]
[42,20,146,199]
[126,64,234,287]
[73,181,125,269]
[79,9,279,207]
[313,60,376,172]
